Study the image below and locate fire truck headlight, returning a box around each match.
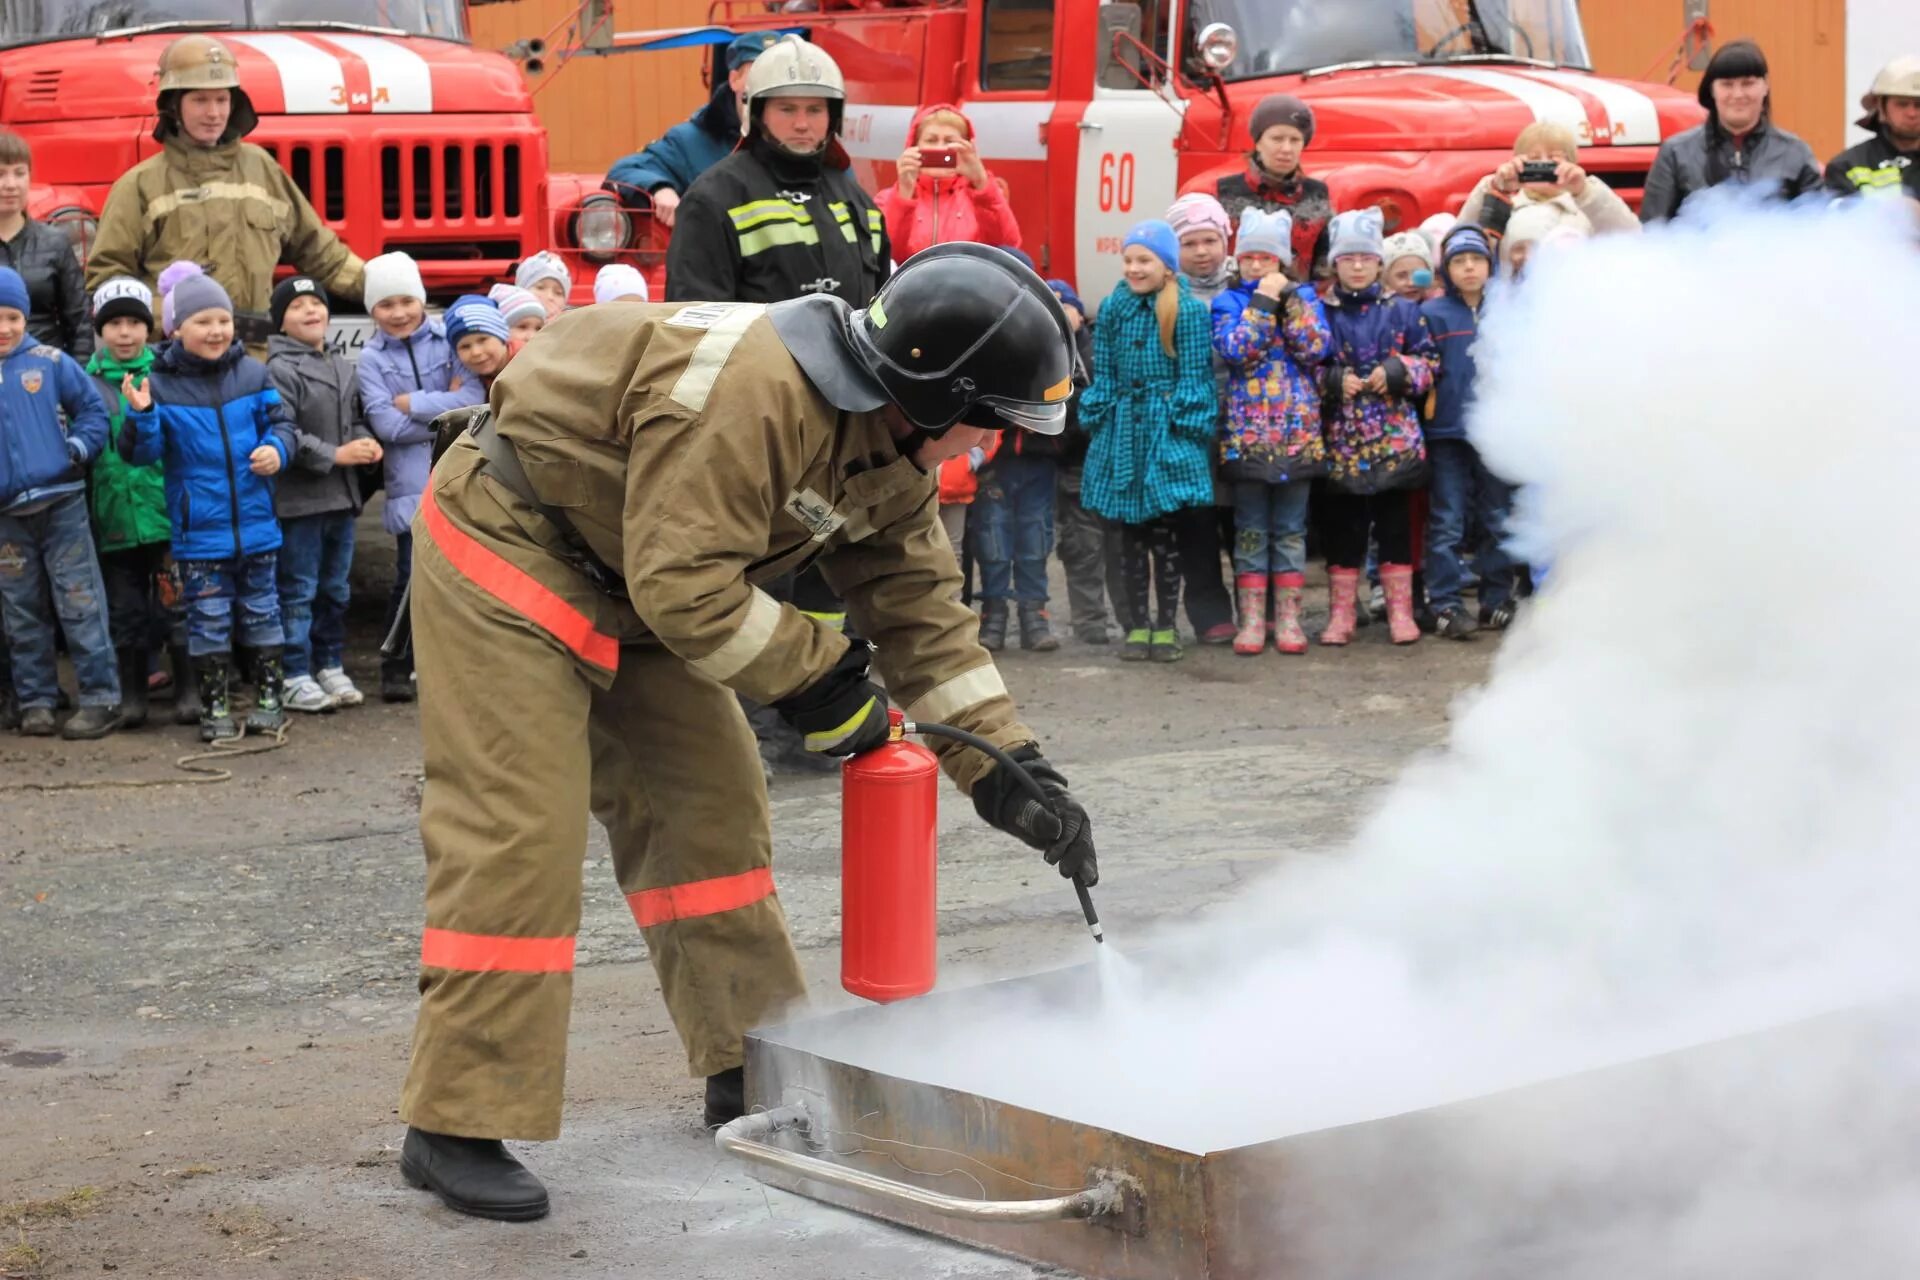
[48,206,99,271]
[574,194,633,263]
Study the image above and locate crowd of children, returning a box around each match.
[0,248,653,739]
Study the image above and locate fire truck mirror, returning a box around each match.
[1195,22,1237,73]
[1095,2,1143,91]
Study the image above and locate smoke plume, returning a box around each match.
[803,199,1920,1274]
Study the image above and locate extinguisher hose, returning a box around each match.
[902,720,1104,945]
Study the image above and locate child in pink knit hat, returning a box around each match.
[1166,192,1233,299]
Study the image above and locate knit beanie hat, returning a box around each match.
[1250,93,1315,146]
[1502,201,1592,269]
[1047,278,1086,318]
[515,251,572,297]
[1166,192,1230,244]
[445,295,509,346]
[1697,39,1769,114]
[169,269,234,327]
[91,276,154,334]
[1122,219,1180,273]
[270,275,327,331]
[591,264,650,304]
[0,266,27,317]
[1328,208,1386,260]
[1234,207,1293,263]
[156,260,205,335]
[999,246,1036,271]
[1441,224,1494,265]
[363,251,426,310]
[1382,231,1435,272]
[489,283,550,325]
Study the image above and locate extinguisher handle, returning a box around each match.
[901,720,1104,945]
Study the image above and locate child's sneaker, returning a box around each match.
[1433,607,1479,640]
[1120,628,1152,662]
[284,674,338,714]
[1148,629,1184,663]
[316,666,364,707]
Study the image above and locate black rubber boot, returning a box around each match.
[977,599,1009,653]
[61,704,122,740]
[704,1066,745,1129]
[116,648,149,729]
[400,1127,550,1222]
[1017,603,1060,652]
[170,644,202,726]
[380,658,416,703]
[246,647,287,733]
[195,654,237,742]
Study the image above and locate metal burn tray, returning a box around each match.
[717,961,1920,1279]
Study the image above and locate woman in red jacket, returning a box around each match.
[877,104,1023,261]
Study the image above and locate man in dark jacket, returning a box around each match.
[1641,40,1822,224]
[665,35,890,308]
[605,32,777,228]
[0,131,91,358]
[1826,56,1920,203]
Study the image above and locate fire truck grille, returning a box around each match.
[258,141,349,222]
[379,142,524,223]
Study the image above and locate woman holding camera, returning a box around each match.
[1455,122,1641,241]
[877,104,1024,262]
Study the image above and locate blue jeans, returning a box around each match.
[278,512,356,678]
[1230,480,1312,576]
[1425,439,1515,613]
[0,491,120,708]
[971,454,1057,604]
[180,552,283,657]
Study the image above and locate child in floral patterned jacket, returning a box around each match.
[1316,208,1436,647]
[1210,207,1331,656]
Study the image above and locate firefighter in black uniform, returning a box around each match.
[667,33,893,775]
[666,34,890,307]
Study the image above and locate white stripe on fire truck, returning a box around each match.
[840,101,1054,164]
[324,34,435,114]
[1419,66,1597,146]
[229,33,348,114]
[1522,70,1662,146]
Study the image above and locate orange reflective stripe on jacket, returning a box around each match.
[420,484,620,673]
[627,867,775,929]
[421,926,577,973]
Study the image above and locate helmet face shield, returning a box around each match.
[974,396,1067,435]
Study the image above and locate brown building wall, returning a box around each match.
[1581,0,1851,161]
[468,0,715,177]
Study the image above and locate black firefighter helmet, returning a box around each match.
[846,243,1077,435]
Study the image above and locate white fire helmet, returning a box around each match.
[1859,55,1920,127]
[740,34,845,138]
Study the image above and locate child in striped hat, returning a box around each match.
[445,295,516,390]
[487,284,548,343]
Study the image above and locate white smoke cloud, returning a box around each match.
[794,200,1920,1271]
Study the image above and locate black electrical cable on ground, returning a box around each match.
[903,720,1103,945]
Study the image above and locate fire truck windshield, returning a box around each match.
[1192,0,1591,79]
[1,0,466,46]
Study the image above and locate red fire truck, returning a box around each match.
[656,0,1703,302]
[1,0,624,343]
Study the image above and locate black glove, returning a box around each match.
[772,639,891,758]
[970,745,1098,887]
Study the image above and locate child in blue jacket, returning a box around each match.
[1419,225,1516,637]
[0,266,121,738]
[123,268,296,741]
[1211,207,1331,656]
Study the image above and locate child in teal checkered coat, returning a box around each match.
[1077,220,1218,662]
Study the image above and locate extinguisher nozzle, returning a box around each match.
[1074,878,1104,945]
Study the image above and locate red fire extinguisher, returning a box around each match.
[840,708,939,1002]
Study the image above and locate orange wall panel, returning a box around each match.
[1581,0,1850,161]
[468,0,716,176]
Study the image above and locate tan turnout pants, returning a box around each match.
[398,444,808,1141]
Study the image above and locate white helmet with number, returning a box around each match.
[1859,55,1920,128]
[740,34,845,138]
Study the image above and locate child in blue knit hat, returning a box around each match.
[445,295,517,392]
[1076,220,1218,662]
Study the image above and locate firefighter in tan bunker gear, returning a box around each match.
[397,244,1099,1222]
[87,35,364,343]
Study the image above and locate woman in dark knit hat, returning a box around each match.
[1213,94,1333,280]
[1640,39,1821,223]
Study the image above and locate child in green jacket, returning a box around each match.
[84,277,194,729]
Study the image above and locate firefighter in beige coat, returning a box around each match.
[397,244,1097,1222]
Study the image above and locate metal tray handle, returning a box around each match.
[716,1105,1125,1224]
